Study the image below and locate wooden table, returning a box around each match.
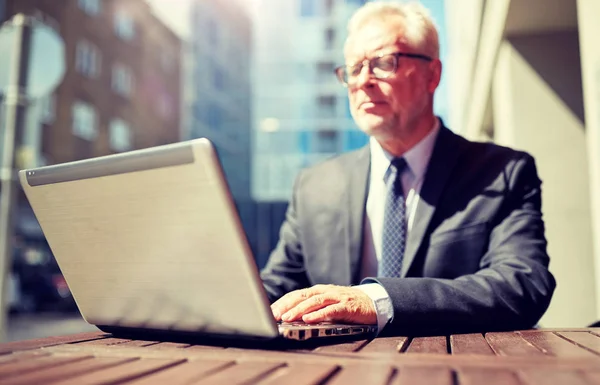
[1,328,599,384]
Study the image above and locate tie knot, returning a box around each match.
[389,157,407,174]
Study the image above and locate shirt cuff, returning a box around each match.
[355,283,394,335]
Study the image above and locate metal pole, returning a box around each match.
[0,14,32,342]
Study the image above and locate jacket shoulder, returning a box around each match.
[454,132,535,166]
[296,146,368,185]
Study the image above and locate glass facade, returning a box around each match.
[253,0,449,202]
[0,0,450,325]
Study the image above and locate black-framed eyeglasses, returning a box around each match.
[334,52,433,87]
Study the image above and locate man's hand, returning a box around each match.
[271,284,377,325]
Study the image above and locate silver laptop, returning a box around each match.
[19,139,376,342]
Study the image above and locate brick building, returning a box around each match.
[1,0,182,241]
[3,0,182,165]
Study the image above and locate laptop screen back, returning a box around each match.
[19,139,278,339]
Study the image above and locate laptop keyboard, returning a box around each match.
[278,321,334,326]
[277,321,378,340]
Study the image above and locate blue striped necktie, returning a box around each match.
[380,157,408,277]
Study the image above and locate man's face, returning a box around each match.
[344,20,440,139]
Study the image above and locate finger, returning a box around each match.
[271,288,314,320]
[302,304,347,323]
[271,285,338,319]
[281,294,339,322]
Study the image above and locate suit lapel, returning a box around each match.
[401,126,462,277]
[347,145,370,285]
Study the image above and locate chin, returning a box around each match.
[357,116,394,138]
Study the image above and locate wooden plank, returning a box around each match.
[0,355,92,379]
[257,363,338,385]
[52,358,185,385]
[126,359,234,385]
[450,334,495,355]
[518,369,591,385]
[146,342,191,349]
[0,351,50,364]
[457,368,523,385]
[117,340,160,348]
[527,328,600,333]
[519,331,599,358]
[191,362,284,385]
[326,364,393,385]
[41,337,600,371]
[485,332,546,357]
[405,337,447,354]
[314,340,369,353]
[582,371,600,383]
[0,332,107,354]
[6,356,135,385]
[185,345,225,351]
[556,332,600,355]
[73,337,131,346]
[392,367,453,385]
[359,337,409,354]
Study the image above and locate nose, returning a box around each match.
[353,61,374,89]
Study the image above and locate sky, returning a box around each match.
[145,0,193,39]
[145,0,257,39]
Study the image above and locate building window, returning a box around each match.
[317,61,335,82]
[114,11,135,41]
[207,18,218,47]
[207,104,221,129]
[324,0,334,16]
[0,0,6,22]
[112,64,134,97]
[317,62,335,74]
[213,67,224,90]
[345,129,368,151]
[72,101,97,141]
[325,28,335,50]
[300,0,315,17]
[317,95,336,118]
[298,130,311,153]
[315,130,339,153]
[78,0,100,16]
[75,40,101,78]
[40,94,55,124]
[109,119,132,152]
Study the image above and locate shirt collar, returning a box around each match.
[369,118,441,183]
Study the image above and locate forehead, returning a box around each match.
[344,19,409,61]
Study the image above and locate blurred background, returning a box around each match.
[0,0,599,342]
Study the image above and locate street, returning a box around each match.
[6,312,98,342]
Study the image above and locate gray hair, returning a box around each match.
[346,1,440,59]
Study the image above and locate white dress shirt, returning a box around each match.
[356,119,440,333]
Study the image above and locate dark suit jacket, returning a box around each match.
[260,124,556,335]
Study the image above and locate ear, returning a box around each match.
[427,59,442,93]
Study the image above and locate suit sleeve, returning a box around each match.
[366,154,556,335]
[260,171,311,302]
